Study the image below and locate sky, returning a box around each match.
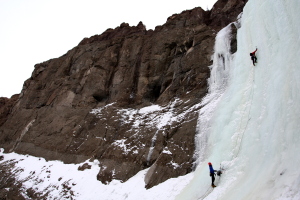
[0,0,217,98]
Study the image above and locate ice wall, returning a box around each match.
[193,22,235,167]
[178,0,300,199]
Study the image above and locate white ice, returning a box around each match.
[178,0,300,199]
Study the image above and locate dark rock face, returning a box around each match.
[208,0,247,28]
[0,0,247,189]
[78,163,92,171]
[0,95,19,127]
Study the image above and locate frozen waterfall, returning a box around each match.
[177,0,300,199]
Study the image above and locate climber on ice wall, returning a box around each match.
[250,48,258,66]
[208,162,222,187]
[208,162,217,187]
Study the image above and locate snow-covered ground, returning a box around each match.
[1,0,300,199]
[0,149,194,199]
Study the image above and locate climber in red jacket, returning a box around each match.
[250,48,258,66]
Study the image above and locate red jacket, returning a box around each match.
[251,48,257,55]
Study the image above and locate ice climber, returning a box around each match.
[250,48,258,66]
[208,162,217,187]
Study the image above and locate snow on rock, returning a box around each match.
[112,139,142,155]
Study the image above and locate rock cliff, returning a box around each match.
[0,0,247,189]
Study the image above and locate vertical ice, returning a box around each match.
[178,0,300,199]
[194,22,236,167]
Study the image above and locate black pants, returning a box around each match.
[210,173,215,185]
[251,56,257,66]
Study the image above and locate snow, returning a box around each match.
[1,0,300,199]
[112,139,139,155]
[162,148,172,155]
[0,149,193,199]
[138,105,162,114]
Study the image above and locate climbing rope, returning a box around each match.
[199,187,213,200]
[198,175,221,200]
[232,66,256,160]
[198,66,256,200]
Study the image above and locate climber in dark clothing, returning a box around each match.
[208,162,217,187]
[208,162,222,187]
[250,48,258,66]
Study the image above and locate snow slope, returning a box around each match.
[1,0,300,199]
[178,0,300,199]
[0,148,194,199]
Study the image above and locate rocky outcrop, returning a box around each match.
[0,95,19,127]
[0,0,247,189]
[208,0,247,28]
